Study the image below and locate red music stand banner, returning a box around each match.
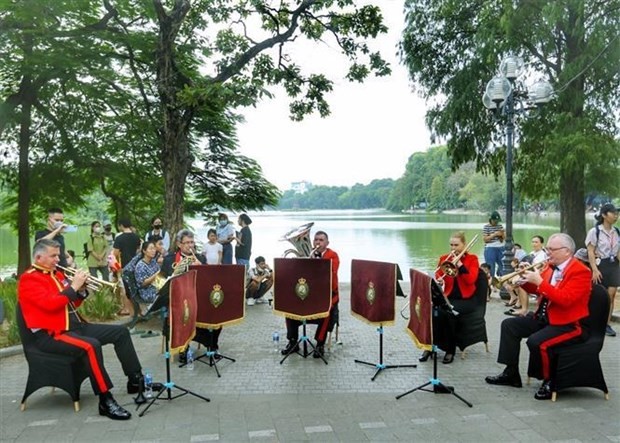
[406,269,433,351]
[169,270,197,355]
[350,259,397,326]
[273,258,332,321]
[190,264,245,329]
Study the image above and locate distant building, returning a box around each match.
[290,180,312,194]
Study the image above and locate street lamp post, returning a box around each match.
[483,55,553,299]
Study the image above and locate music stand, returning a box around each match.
[351,260,417,381]
[396,271,472,407]
[181,264,245,376]
[137,272,211,416]
[273,258,332,366]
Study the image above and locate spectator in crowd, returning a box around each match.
[235,213,253,267]
[586,203,619,337]
[145,216,170,254]
[203,228,223,264]
[216,213,236,264]
[86,221,110,281]
[482,211,505,278]
[35,207,72,268]
[245,256,273,306]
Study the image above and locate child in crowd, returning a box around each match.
[204,228,223,264]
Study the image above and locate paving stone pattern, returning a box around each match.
[1,284,618,442]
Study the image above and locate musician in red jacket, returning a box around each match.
[420,231,480,364]
[485,233,592,400]
[281,230,340,358]
[19,239,158,420]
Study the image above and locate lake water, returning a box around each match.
[0,209,561,281]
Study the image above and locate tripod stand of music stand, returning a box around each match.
[178,335,236,378]
[396,306,473,407]
[354,325,417,381]
[280,319,328,365]
[137,277,210,416]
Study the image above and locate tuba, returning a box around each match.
[280,222,315,257]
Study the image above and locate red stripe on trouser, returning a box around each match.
[539,323,582,380]
[55,334,109,393]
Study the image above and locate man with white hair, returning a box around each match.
[485,233,592,400]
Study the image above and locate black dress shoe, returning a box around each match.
[312,345,325,358]
[99,396,132,420]
[419,350,432,362]
[127,375,144,394]
[442,353,455,364]
[178,350,187,365]
[534,380,552,400]
[128,378,165,394]
[280,340,299,355]
[485,371,523,388]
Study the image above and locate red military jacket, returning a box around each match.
[436,252,479,299]
[319,248,340,304]
[18,266,84,335]
[521,258,591,325]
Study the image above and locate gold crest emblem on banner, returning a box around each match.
[366,281,376,305]
[182,299,190,325]
[210,284,224,308]
[295,278,309,300]
[414,296,421,320]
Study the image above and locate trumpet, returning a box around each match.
[493,260,547,289]
[57,265,119,292]
[435,234,480,279]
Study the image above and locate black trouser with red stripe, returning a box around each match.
[285,304,339,346]
[497,313,588,381]
[34,324,141,395]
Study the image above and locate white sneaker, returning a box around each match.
[255,297,266,304]
[246,298,256,306]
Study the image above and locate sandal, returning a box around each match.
[504,309,518,316]
[504,300,517,307]
[117,309,131,316]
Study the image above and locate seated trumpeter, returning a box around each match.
[19,239,161,420]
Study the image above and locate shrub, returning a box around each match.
[0,281,19,347]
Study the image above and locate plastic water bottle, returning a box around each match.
[144,370,153,398]
[186,347,195,370]
[272,331,280,352]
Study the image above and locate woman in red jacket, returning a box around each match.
[420,231,480,364]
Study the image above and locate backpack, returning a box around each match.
[595,225,620,254]
[82,235,94,260]
[121,254,142,299]
[147,229,167,242]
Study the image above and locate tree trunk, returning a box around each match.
[154,0,192,238]
[17,48,34,275]
[559,166,586,247]
[557,3,587,247]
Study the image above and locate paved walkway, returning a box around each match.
[1,285,618,442]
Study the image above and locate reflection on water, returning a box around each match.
[1,209,561,281]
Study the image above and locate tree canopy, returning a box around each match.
[0,0,392,273]
[400,0,620,245]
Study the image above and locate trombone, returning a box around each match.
[435,234,480,280]
[400,234,479,320]
[57,265,119,292]
[493,260,547,289]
